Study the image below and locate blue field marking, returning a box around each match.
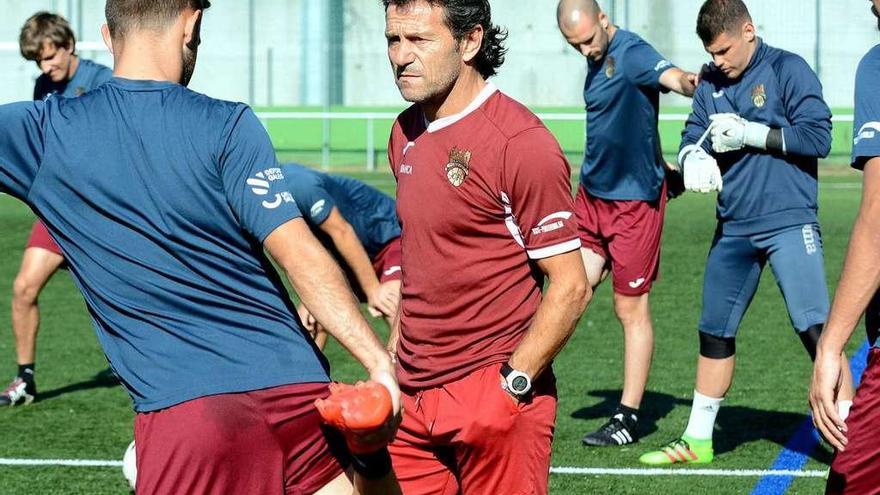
[749,341,871,495]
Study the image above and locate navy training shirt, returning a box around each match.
[281,163,400,259]
[0,78,330,412]
[33,58,112,100]
[582,29,675,201]
[681,39,832,236]
[852,44,880,171]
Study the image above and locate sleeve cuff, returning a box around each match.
[526,238,582,260]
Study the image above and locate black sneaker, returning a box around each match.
[0,377,36,406]
[582,413,638,446]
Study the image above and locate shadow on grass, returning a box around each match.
[571,389,833,464]
[38,367,121,402]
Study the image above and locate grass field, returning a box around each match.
[0,162,868,494]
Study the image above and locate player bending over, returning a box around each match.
[282,163,401,350]
[1,12,111,407]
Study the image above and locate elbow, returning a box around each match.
[567,276,592,315]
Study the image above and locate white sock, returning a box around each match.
[838,400,853,421]
[683,390,723,441]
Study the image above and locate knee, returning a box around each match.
[12,276,40,306]
[613,295,650,328]
[699,332,736,359]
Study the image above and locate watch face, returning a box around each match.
[511,375,529,393]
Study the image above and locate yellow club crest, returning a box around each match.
[751,84,766,108]
[445,147,472,187]
[605,56,616,78]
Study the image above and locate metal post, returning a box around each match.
[248,0,256,105]
[814,0,821,79]
[266,47,274,107]
[76,0,83,42]
[624,0,630,30]
[321,2,331,171]
[366,117,375,172]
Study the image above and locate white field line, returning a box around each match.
[0,458,122,467]
[0,458,825,478]
[550,467,827,478]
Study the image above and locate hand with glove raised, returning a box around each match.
[708,113,771,153]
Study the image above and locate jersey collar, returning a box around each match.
[424,81,498,133]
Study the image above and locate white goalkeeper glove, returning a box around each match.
[679,144,722,193]
[708,113,771,153]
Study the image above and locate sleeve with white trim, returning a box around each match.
[623,40,675,92]
[283,167,335,226]
[218,105,302,242]
[501,127,580,260]
[852,45,880,170]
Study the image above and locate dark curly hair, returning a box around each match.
[382,0,508,78]
[696,0,752,45]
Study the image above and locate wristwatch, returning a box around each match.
[500,363,532,397]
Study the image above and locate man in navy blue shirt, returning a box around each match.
[282,164,402,349]
[0,1,400,493]
[557,0,697,447]
[0,12,112,407]
[811,2,880,492]
[642,0,853,465]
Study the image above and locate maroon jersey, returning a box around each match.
[389,84,580,390]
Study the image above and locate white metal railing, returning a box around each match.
[0,41,107,51]
[254,111,856,171]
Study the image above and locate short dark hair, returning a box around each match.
[696,0,752,45]
[105,0,211,39]
[382,0,508,78]
[19,12,76,61]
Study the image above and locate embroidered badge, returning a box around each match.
[445,147,472,187]
[751,84,766,108]
[605,56,616,78]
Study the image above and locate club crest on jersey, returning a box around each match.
[604,56,616,78]
[74,86,86,97]
[445,147,472,187]
[751,84,766,108]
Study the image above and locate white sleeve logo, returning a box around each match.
[310,200,326,217]
[654,60,672,72]
[854,122,880,145]
[531,211,573,236]
[248,169,293,210]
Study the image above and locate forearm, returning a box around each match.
[659,68,695,97]
[332,227,381,298]
[284,237,390,372]
[387,304,401,354]
[508,277,590,379]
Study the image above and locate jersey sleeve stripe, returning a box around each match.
[526,239,582,260]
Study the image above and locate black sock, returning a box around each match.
[17,364,34,382]
[616,404,639,424]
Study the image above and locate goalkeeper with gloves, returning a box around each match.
[642,0,854,465]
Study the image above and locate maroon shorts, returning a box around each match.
[574,184,666,296]
[25,220,63,256]
[134,383,347,495]
[373,237,402,283]
[827,348,880,495]
[389,363,557,495]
